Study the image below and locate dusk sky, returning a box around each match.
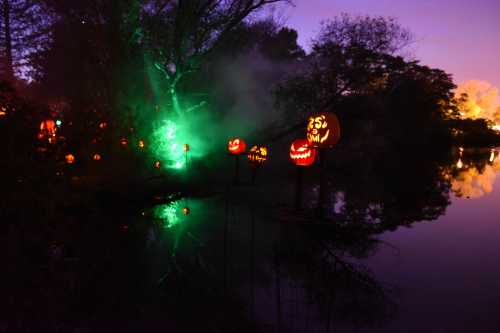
[279,0,500,90]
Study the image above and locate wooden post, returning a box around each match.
[317,149,326,219]
[251,167,258,185]
[294,166,304,211]
[233,154,240,185]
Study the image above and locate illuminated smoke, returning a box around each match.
[455,80,500,125]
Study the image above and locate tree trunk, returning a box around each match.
[2,0,14,81]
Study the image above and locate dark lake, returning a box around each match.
[5,147,500,332]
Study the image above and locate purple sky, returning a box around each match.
[279,0,500,89]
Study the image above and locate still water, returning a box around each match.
[10,148,500,332]
[132,148,500,332]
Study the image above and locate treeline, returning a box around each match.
[1,1,498,172]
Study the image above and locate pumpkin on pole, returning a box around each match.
[306,112,341,218]
[247,145,268,185]
[290,139,317,211]
[227,138,247,185]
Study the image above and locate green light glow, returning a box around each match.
[150,119,185,170]
[56,119,62,126]
[153,200,181,228]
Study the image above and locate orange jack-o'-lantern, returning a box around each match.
[182,207,190,215]
[138,139,145,149]
[93,154,101,161]
[154,161,161,169]
[120,137,128,147]
[183,144,190,152]
[290,139,316,166]
[39,119,57,140]
[65,154,75,164]
[306,113,340,148]
[228,138,247,155]
[247,145,268,167]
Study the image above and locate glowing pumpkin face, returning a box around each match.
[65,154,75,164]
[290,139,316,166]
[247,145,268,167]
[39,119,57,141]
[306,113,340,148]
[228,138,247,155]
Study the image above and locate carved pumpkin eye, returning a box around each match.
[314,117,323,129]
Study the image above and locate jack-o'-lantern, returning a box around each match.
[247,145,268,167]
[65,154,75,164]
[182,207,190,215]
[183,144,190,152]
[120,137,128,147]
[154,161,161,169]
[290,139,316,166]
[138,139,145,149]
[99,122,107,129]
[306,112,340,148]
[93,154,101,161]
[228,138,247,155]
[40,119,57,139]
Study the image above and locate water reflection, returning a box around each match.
[6,148,500,332]
[445,148,500,199]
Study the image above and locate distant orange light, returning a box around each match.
[183,144,190,152]
[93,154,101,161]
[120,138,128,146]
[154,161,161,169]
[182,207,190,215]
[138,139,145,149]
[65,154,75,164]
[99,122,107,129]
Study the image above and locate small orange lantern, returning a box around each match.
[247,145,268,167]
[183,144,190,152]
[182,207,190,215]
[40,119,57,140]
[99,122,107,129]
[120,138,128,147]
[306,112,341,148]
[290,139,316,166]
[154,161,161,169]
[138,139,145,149]
[228,138,247,155]
[65,154,75,164]
[93,154,101,161]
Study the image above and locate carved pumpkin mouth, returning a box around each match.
[291,150,312,159]
[320,129,330,143]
